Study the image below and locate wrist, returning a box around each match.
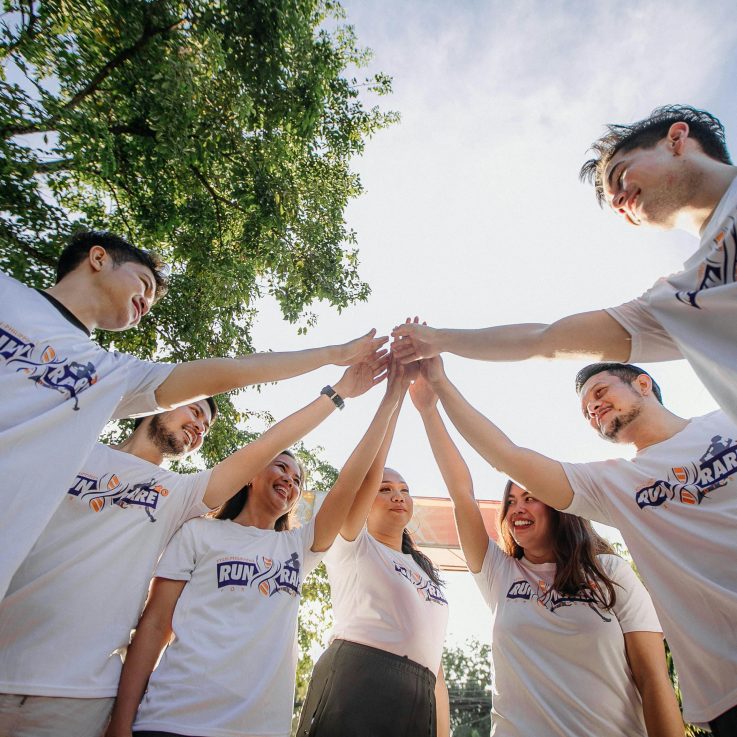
[320,384,345,410]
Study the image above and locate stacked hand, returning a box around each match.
[391,319,440,363]
[334,329,389,366]
[334,351,390,399]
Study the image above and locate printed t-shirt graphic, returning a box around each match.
[133,516,323,737]
[0,443,210,697]
[473,544,659,737]
[564,410,737,724]
[607,176,737,424]
[325,528,448,674]
[0,272,172,596]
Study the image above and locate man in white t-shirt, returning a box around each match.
[1,230,386,598]
[425,359,737,734]
[392,105,737,424]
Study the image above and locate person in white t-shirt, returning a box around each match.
[104,360,408,737]
[423,357,737,735]
[296,365,450,737]
[1,230,386,598]
[391,105,737,425]
[409,361,682,737]
[0,353,387,737]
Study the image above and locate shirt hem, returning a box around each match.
[0,682,117,698]
[683,685,737,725]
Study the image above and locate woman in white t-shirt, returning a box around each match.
[105,358,408,737]
[410,358,684,737]
[296,370,450,737]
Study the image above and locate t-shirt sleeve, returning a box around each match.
[471,538,506,611]
[110,354,175,420]
[323,526,362,568]
[606,285,683,362]
[562,461,616,526]
[300,517,325,576]
[155,520,200,582]
[604,555,662,634]
[174,469,212,527]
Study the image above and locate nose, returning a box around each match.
[390,489,404,503]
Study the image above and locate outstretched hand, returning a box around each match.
[334,329,389,366]
[408,360,440,412]
[391,320,441,364]
[334,352,390,399]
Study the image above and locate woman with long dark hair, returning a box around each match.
[296,364,450,737]
[105,357,410,737]
[410,356,684,737]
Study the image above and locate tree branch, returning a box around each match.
[33,158,74,173]
[189,165,224,244]
[0,220,56,268]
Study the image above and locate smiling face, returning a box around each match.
[147,400,213,459]
[368,467,414,533]
[249,453,303,522]
[579,371,646,443]
[96,253,157,331]
[501,483,555,558]
[602,125,700,230]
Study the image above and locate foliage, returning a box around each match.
[0,0,397,463]
[442,638,492,737]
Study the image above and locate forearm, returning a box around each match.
[435,668,450,737]
[639,678,685,737]
[420,406,488,570]
[435,324,550,361]
[156,346,340,409]
[107,619,172,733]
[315,395,401,550]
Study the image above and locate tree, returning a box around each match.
[442,638,493,737]
[1,0,397,460]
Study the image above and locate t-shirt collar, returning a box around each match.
[36,289,91,337]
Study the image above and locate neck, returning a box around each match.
[624,407,689,452]
[113,433,166,466]
[233,504,280,531]
[369,525,404,552]
[45,279,101,332]
[681,162,737,237]
[521,546,555,565]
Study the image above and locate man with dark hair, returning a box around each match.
[423,357,737,734]
[0,360,381,737]
[574,362,663,406]
[0,230,387,598]
[392,104,737,422]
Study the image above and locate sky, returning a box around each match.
[237,0,737,646]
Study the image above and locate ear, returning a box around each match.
[635,373,653,397]
[88,245,108,273]
[667,122,689,155]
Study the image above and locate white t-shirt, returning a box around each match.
[0,271,173,596]
[325,528,449,674]
[133,516,323,737]
[607,176,737,424]
[0,443,210,697]
[563,410,737,724]
[473,543,660,737]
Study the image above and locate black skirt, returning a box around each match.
[296,639,437,737]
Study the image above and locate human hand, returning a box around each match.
[419,354,446,387]
[333,352,390,399]
[334,329,389,366]
[408,364,439,413]
[391,318,441,364]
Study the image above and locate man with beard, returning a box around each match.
[0,353,385,737]
[420,357,737,735]
[392,105,737,425]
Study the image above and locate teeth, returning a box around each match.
[514,520,533,527]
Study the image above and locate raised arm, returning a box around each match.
[410,360,489,572]
[155,329,388,410]
[105,577,186,737]
[203,354,389,509]
[391,311,630,364]
[313,360,410,551]
[425,360,574,510]
[338,359,412,542]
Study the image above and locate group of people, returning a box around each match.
[0,102,735,737]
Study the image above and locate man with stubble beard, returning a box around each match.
[420,358,737,734]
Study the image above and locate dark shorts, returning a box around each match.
[710,703,737,737]
[296,639,437,737]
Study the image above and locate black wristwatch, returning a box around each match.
[320,385,345,410]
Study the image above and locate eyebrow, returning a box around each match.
[607,161,623,192]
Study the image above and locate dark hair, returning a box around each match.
[580,105,732,206]
[56,230,169,300]
[212,450,304,531]
[133,397,218,430]
[500,480,618,609]
[402,529,444,588]
[575,362,663,405]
